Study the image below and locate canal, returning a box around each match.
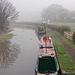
[0,27,39,75]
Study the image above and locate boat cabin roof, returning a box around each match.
[38,56,57,73]
[38,47,55,58]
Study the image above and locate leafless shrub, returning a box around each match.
[0,0,18,31]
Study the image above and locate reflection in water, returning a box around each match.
[0,40,20,68]
[0,28,39,75]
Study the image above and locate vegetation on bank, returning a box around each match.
[53,31,75,51]
[47,23,75,43]
[47,30,75,72]
[50,23,75,32]
[0,34,12,42]
[48,24,70,34]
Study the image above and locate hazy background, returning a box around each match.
[9,0,75,22]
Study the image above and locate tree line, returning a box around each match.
[41,4,75,23]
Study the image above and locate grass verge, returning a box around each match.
[53,30,75,51]
[47,30,75,72]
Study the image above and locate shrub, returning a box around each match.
[59,26,71,34]
[47,24,71,35]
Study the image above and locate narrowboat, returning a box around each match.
[37,26,45,34]
[35,35,60,75]
[35,47,60,75]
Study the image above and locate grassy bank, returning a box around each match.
[0,34,12,42]
[53,31,75,51]
[47,30,75,72]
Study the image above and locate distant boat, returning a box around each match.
[35,35,61,75]
[36,26,45,34]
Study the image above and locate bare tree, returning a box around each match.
[0,0,18,31]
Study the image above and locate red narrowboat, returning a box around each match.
[35,35,60,75]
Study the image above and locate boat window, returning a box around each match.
[49,39,51,42]
[38,56,57,73]
[40,44,52,48]
[40,50,45,54]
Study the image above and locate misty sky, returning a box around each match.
[9,0,75,22]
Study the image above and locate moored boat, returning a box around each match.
[37,26,45,34]
[35,35,60,75]
[35,47,60,75]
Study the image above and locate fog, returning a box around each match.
[9,0,75,22]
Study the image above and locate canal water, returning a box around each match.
[0,27,39,75]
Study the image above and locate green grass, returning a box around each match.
[47,30,75,72]
[0,34,12,42]
[50,23,75,32]
[53,31,75,51]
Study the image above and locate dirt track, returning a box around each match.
[48,29,75,63]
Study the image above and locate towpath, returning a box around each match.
[48,29,75,63]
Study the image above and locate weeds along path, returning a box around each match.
[48,29,75,63]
